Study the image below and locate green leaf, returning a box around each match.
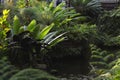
[18,26,24,33]
[32,25,40,39]
[12,15,21,35]
[48,32,67,47]
[53,2,65,14]
[49,37,65,48]
[49,0,54,10]
[43,31,57,43]
[37,23,54,40]
[27,20,36,32]
[74,16,87,21]
[59,18,72,27]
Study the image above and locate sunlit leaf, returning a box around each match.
[12,15,21,35]
[27,20,36,32]
[37,23,54,40]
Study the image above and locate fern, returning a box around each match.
[90,45,120,80]
[90,44,116,71]
[0,57,19,80]
[95,59,120,80]
[103,54,115,63]
[9,68,58,80]
[0,57,57,80]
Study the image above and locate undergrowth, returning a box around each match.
[95,59,120,80]
[0,57,57,80]
[0,57,19,80]
[89,44,120,77]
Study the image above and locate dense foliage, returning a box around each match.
[70,0,103,23]
[0,57,57,80]
[9,68,58,80]
[0,0,120,80]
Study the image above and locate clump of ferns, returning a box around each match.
[94,58,120,80]
[9,68,58,80]
[0,57,57,80]
[0,57,19,80]
[89,44,116,76]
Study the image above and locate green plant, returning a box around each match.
[9,68,58,80]
[20,0,85,26]
[16,0,26,8]
[94,59,120,80]
[65,24,99,44]
[47,24,98,58]
[7,15,66,67]
[97,7,120,36]
[93,30,120,47]
[89,44,120,80]
[70,0,103,23]
[0,57,57,80]
[16,0,31,8]
[90,44,116,75]
[10,16,66,48]
[0,57,19,80]
[0,9,10,51]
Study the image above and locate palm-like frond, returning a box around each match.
[71,0,103,22]
[20,1,83,27]
[47,32,66,47]
[36,23,54,40]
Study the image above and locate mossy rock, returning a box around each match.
[10,68,58,80]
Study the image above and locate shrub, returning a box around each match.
[70,0,103,23]
[19,0,85,26]
[6,15,66,67]
[97,7,120,36]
